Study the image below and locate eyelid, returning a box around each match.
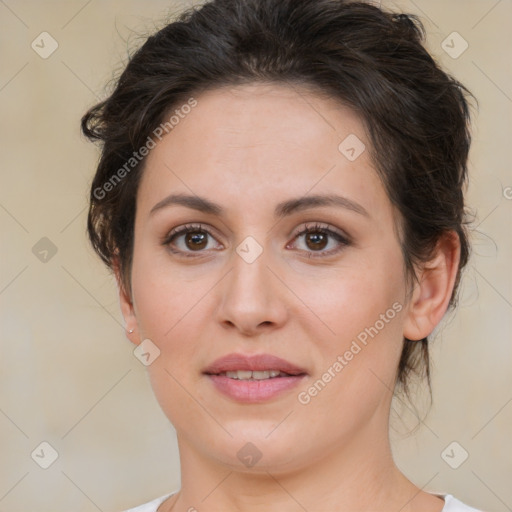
[289,221,351,244]
[164,222,218,242]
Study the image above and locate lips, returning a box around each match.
[202,353,308,376]
[203,353,308,403]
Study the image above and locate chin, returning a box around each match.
[194,427,315,474]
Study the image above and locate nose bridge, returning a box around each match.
[216,234,287,333]
[229,235,274,303]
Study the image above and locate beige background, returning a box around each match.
[0,1,510,511]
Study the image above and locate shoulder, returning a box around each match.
[441,494,484,512]
[120,492,177,512]
[120,491,483,512]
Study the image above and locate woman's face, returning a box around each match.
[122,83,412,472]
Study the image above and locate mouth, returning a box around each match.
[203,353,308,403]
[202,352,308,377]
[212,369,302,380]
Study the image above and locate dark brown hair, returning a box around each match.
[81,0,475,397]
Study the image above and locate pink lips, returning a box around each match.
[203,353,308,403]
[203,353,307,375]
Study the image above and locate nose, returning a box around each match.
[215,242,289,337]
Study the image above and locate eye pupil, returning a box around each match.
[186,231,207,250]
[306,232,328,250]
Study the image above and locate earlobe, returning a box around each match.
[402,231,461,341]
[113,256,140,346]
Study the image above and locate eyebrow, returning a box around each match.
[149,193,369,218]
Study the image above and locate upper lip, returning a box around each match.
[203,353,308,376]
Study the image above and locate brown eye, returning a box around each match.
[184,231,208,250]
[163,223,222,256]
[305,232,328,251]
[289,223,351,258]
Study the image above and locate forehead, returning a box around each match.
[137,82,389,222]
[156,82,366,157]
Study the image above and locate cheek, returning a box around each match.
[130,242,217,370]
[290,248,404,343]
[130,256,209,427]
[291,247,406,401]
[131,239,201,339]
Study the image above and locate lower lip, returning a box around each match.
[206,374,306,403]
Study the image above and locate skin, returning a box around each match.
[116,83,460,512]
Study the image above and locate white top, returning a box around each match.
[121,491,483,511]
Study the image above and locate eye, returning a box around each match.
[287,222,350,258]
[162,222,350,259]
[162,223,222,257]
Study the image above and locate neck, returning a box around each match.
[163,410,437,512]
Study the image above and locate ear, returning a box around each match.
[113,255,140,346]
[403,231,461,341]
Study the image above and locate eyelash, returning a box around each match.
[162,222,351,259]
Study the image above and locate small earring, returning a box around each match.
[128,329,134,334]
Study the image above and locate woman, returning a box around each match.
[81,0,482,510]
